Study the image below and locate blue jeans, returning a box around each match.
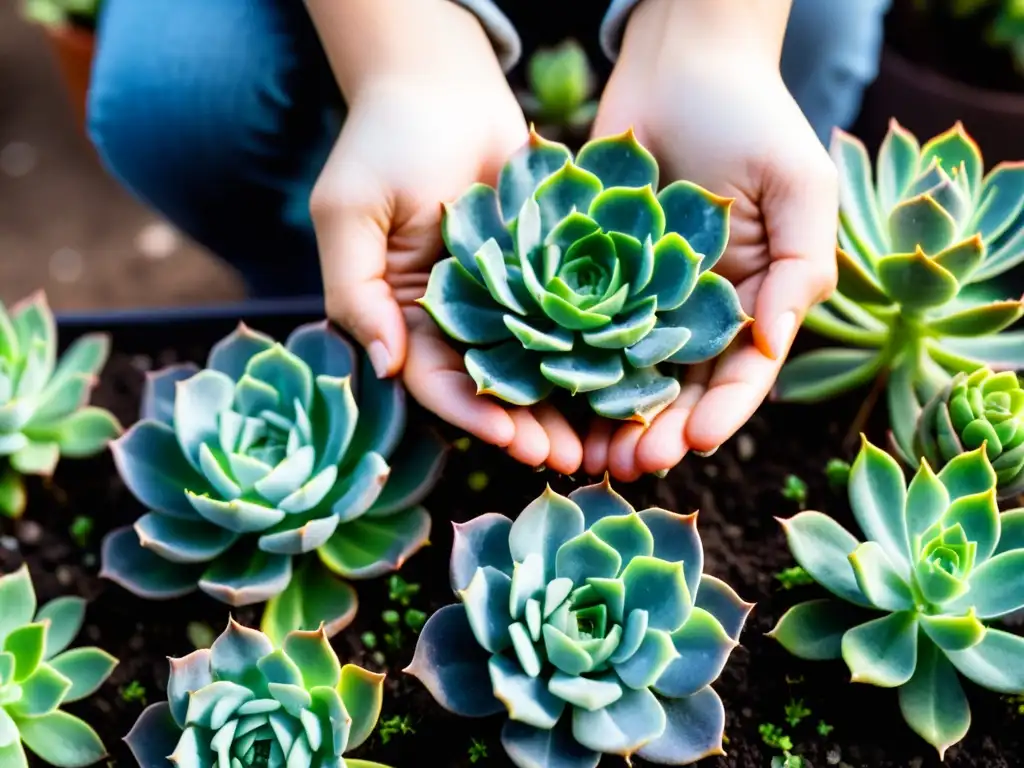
[87,0,892,298]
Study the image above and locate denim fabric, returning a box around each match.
[87,0,891,298]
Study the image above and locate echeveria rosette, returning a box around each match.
[0,565,119,768]
[0,291,121,518]
[405,479,753,767]
[125,619,390,768]
[769,437,1024,756]
[419,128,750,426]
[776,121,1024,453]
[905,367,1024,498]
[100,320,446,644]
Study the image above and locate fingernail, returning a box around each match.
[770,311,797,360]
[368,341,391,379]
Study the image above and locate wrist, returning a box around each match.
[308,0,505,102]
[619,0,792,74]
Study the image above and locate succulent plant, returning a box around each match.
[100,320,445,644]
[518,39,598,133]
[769,437,1024,756]
[0,291,120,518]
[776,121,1024,452]
[406,479,752,767]
[419,128,749,425]
[899,367,1024,498]
[22,0,102,28]
[125,618,390,768]
[0,565,118,768]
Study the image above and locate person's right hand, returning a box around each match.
[308,0,584,474]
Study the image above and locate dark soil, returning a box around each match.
[886,0,1024,94]
[2,317,1023,768]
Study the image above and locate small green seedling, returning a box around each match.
[785,698,812,727]
[69,514,94,547]
[378,714,416,745]
[774,566,815,590]
[781,475,808,508]
[388,574,421,606]
[468,737,489,764]
[120,680,147,705]
[759,723,792,752]
[817,720,834,737]
[824,458,851,491]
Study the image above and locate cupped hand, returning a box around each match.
[309,6,583,474]
[583,0,839,480]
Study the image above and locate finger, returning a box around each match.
[312,182,409,379]
[583,418,614,476]
[754,154,839,360]
[684,334,778,453]
[636,379,707,474]
[608,422,646,483]
[403,323,515,447]
[533,404,583,475]
[506,408,551,469]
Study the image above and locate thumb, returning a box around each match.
[753,155,839,361]
[312,190,408,379]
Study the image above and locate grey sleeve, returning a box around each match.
[449,0,522,72]
[600,0,644,61]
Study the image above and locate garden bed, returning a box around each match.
[1,309,1022,768]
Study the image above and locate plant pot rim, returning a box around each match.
[55,295,326,329]
[883,43,1024,115]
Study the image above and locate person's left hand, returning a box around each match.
[583,0,839,480]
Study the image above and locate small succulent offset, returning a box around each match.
[776,121,1024,451]
[420,128,749,425]
[125,619,390,768]
[0,291,120,518]
[770,438,1024,755]
[517,39,598,134]
[406,480,752,767]
[0,565,118,768]
[101,320,445,644]
[901,367,1024,498]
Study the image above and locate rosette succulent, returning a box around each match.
[0,291,120,518]
[101,320,445,644]
[419,128,749,425]
[776,121,1024,450]
[0,565,118,768]
[125,619,389,768]
[406,479,752,767]
[900,367,1024,498]
[518,40,597,134]
[770,438,1024,755]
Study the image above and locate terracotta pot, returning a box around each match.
[852,45,1024,166]
[42,23,96,133]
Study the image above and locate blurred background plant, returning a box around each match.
[517,39,598,147]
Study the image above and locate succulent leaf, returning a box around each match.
[102,321,441,633]
[898,637,970,758]
[407,481,748,767]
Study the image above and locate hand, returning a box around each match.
[583,0,839,480]
[308,0,583,473]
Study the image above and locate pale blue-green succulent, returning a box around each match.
[406,479,752,768]
[0,565,118,768]
[100,320,445,644]
[125,618,390,768]
[770,437,1024,756]
[419,128,749,426]
[0,291,120,518]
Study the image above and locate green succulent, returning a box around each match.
[900,367,1024,497]
[405,479,752,767]
[0,565,118,768]
[124,619,390,768]
[518,39,598,131]
[419,128,749,425]
[769,437,1024,756]
[100,320,445,645]
[776,121,1024,452]
[0,291,120,518]
[948,0,1024,73]
[22,0,101,27]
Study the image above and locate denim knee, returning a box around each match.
[781,0,893,144]
[86,0,338,296]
